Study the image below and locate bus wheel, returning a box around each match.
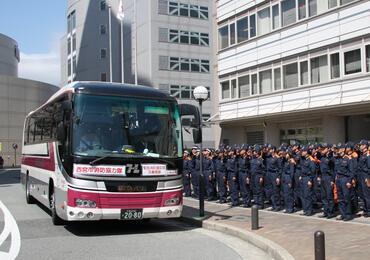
[25,174,35,204]
[49,188,65,226]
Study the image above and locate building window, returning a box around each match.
[100,48,107,59]
[298,0,307,20]
[249,14,256,38]
[180,31,189,44]
[341,0,356,5]
[190,32,199,45]
[180,3,189,16]
[283,63,298,89]
[180,58,190,71]
[239,75,250,98]
[237,17,248,43]
[191,59,200,72]
[311,55,328,84]
[170,85,180,98]
[170,57,180,71]
[71,12,76,30]
[257,7,271,36]
[330,53,340,78]
[344,49,361,75]
[281,0,296,27]
[229,23,236,45]
[231,79,237,99]
[259,69,272,94]
[100,73,107,82]
[274,68,281,90]
[366,45,370,72]
[67,38,71,55]
[199,6,208,19]
[329,0,338,8]
[73,55,77,74]
[100,24,106,35]
[200,60,210,73]
[300,61,308,85]
[190,5,199,18]
[72,34,76,51]
[100,1,106,11]
[272,5,280,30]
[67,15,72,34]
[169,2,179,15]
[251,74,258,95]
[68,59,71,77]
[181,86,191,99]
[200,33,209,46]
[309,0,329,17]
[218,25,229,49]
[221,81,230,99]
[169,29,179,43]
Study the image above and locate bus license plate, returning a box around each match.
[120,209,143,220]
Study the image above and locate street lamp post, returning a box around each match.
[193,86,208,217]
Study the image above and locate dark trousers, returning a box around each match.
[204,171,214,199]
[361,173,370,215]
[336,177,353,219]
[252,174,264,208]
[320,175,335,215]
[216,172,227,201]
[183,172,191,196]
[294,175,302,209]
[270,172,281,209]
[228,173,239,205]
[301,176,313,215]
[264,172,273,203]
[191,171,199,197]
[239,172,251,206]
[282,174,294,212]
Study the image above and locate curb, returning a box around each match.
[180,216,295,260]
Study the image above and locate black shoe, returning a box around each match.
[231,203,239,207]
[304,211,314,216]
[343,216,353,221]
[326,214,336,219]
[284,210,293,214]
[336,215,344,221]
[242,204,251,208]
[318,213,328,218]
[363,213,369,218]
[219,200,226,204]
[273,207,281,212]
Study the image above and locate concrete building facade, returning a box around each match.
[61,0,216,148]
[0,34,58,166]
[216,0,370,146]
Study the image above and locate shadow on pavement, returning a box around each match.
[0,169,20,185]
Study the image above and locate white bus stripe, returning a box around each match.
[0,200,21,260]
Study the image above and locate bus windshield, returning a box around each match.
[72,94,183,158]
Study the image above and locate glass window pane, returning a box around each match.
[230,23,236,45]
[311,55,328,84]
[298,0,307,20]
[281,0,297,27]
[190,32,199,45]
[231,79,237,98]
[344,49,361,75]
[237,17,248,43]
[366,45,370,72]
[309,0,328,16]
[180,4,189,16]
[329,0,338,8]
[238,75,250,98]
[181,86,191,99]
[200,60,209,73]
[190,5,199,18]
[341,0,355,4]
[218,26,229,49]
[330,53,340,78]
[221,81,230,99]
[67,38,71,55]
[180,58,190,71]
[68,59,71,76]
[274,68,281,90]
[272,5,280,30]
[300,61,308,85]
[257,7,271,36]
[249,14,256,38]
[170,85,180,98]
[200,33,209,46]
[180,31,189,44]
[72,34,76,51]
[283,63,298,89]
[191,59,200,72]
[251,74,258,95]
[169,2,179,15]
[259,70,272,94]
[200,6,209,19]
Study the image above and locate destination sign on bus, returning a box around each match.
[73,164,126,176]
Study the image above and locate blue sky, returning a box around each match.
[0,1,67,85]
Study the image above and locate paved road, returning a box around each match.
[0,169,270,260]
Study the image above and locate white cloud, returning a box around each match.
[18,34,62,86]
[18,51,60,86]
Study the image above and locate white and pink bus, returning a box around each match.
[21,82,200,225]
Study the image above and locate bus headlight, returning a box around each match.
[75,199,97,208]
[164,197,180,206]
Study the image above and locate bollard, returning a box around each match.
[251,205,259,230]
[314,230,325,260]
[199,173,205,217]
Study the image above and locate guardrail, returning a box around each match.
[0,200,21,260]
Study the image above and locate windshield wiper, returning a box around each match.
[89,154,112,166]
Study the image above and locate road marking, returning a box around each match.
[0,200,21,260]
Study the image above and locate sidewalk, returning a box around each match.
[182,198,370,260]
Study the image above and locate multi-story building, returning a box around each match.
[61,0,216,148]
[215,0,370,146]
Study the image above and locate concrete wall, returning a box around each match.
[0,33,19,77]
[0,76,58,166]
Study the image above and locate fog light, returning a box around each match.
[86,212,94,219]
[174,209,179,215]
[75,199,97,208]
[167,210,172,215]
[77,212,84,218]
[69,211,74,216]
[164,197,180,206]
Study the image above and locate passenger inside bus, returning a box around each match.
[76,127,102,152]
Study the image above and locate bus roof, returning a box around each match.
[27,81,176,117]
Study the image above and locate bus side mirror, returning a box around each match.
[179,104,202,144]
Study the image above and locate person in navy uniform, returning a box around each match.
[266,146,282,211]
[182,150,192,197]
[203,148,216,201]
[282,149,295,213]
[227,149,239,206]
[335,144,356,221]
[190,146,199,198]
[238,145,251,207]
[250,145,265,209]
[318,144,336,218]
[300,146,316,216]
[358,141,370,217]
[215,149,227,203]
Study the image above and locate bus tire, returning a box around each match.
[49,186,65,226]
[25,174,35,204]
